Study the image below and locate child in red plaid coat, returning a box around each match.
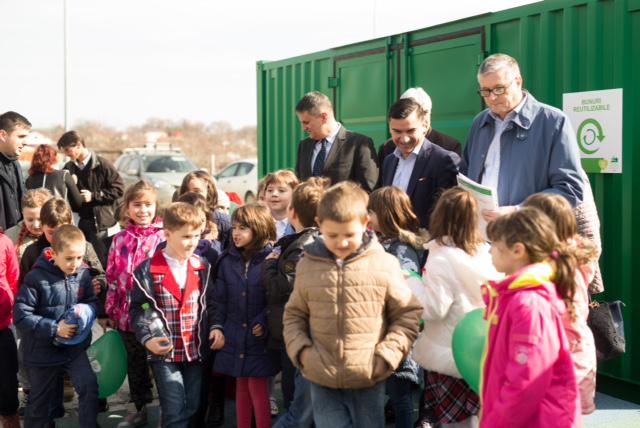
[130,203,214,428]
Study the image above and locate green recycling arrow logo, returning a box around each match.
[576,118,605,155]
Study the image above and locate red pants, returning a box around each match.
[235,377,270,428]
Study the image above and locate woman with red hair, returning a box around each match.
[26,144,82,210]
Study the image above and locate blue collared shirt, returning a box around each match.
[391,141,424,193]
[481,93,528,191]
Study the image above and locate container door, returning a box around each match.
[409,31,485,146]
[333,50,392,147]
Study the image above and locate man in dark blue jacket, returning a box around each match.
[14,225,99,428]
[381,98,460,229]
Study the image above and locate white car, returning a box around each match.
[216,159,258,203]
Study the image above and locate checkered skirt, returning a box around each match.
[423,371,480,424]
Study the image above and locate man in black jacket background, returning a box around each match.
[294,91,379,192]
[0,111,29,231]
[57,130,124,266]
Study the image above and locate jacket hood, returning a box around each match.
[33,247,87,278]
[227,242,273,261]
[304,229,378,261]
[275,227,319,249]
[483,261,564,314]
[397,228,429,250]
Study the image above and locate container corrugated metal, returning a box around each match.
[257,0,640,402]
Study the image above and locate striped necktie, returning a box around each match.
[312,139,327,177]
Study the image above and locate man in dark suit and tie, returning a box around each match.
[294,91,379,192]
[381,98,460,229]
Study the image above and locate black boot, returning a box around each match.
[205,400,224,428]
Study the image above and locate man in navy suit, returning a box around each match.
[381,98,460,229]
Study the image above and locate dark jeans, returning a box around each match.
[386,376,414,428]
[277,347,296,410]
[310,381,385,428]
[24,351,98,428]
[152,361,202,428]
[0,328,18,416]
[193,354,226,427]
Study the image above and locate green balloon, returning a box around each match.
[86,330,128,398]
[452,308,488,394]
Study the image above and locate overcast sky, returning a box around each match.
[1,0,536,130]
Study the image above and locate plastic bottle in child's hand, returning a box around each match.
[142,303,173,354]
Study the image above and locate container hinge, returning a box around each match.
[328,77,340,88]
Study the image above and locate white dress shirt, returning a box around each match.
[310,123,341,170]
[75,151,91,170]
[275,218,290,240]
[163,251,188,290]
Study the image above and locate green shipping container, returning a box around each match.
[257,0,640,402]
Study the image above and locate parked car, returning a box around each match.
[114,146,200,207]
[216,159,258,203]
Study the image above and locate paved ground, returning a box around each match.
[37,328,640,427]
[46,388,640,427]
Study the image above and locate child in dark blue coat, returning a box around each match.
[14,225,99,428]
[210,204,277,428]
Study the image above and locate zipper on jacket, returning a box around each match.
[243,260,250,280]
[336,260,345,388]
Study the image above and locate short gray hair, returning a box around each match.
[400,87,432,112]
[477,53,521,80]
[295,91,333,116]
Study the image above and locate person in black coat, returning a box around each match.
[381,98,460,229]
[263,178,327,425]
[0,111,30,231]
[57,130,124,267]
[294,91,379,192]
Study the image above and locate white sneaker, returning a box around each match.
[117,406,148,428]
[269,396,279,416]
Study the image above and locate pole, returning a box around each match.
[63,0,70,131]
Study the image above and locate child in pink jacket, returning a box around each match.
[481,207,581,428]
[105,181,164,426]
[524,193,598,414]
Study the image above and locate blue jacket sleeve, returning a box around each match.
[130,264,155,345]
[14,281,58,340]
[542,116,584,207]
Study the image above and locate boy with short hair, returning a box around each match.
[283,181,422,428]
[19,198,105,289]
[14,225,99,428]
[130,202,213,427]
[18,198,108,415]
[263,170,299,239]
[264,177,329,428]
[5,188,52,261]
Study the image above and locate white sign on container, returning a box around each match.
[562,88,623,174]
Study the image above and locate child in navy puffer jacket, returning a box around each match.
[14,225,99,428]
[210,204,277,428]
